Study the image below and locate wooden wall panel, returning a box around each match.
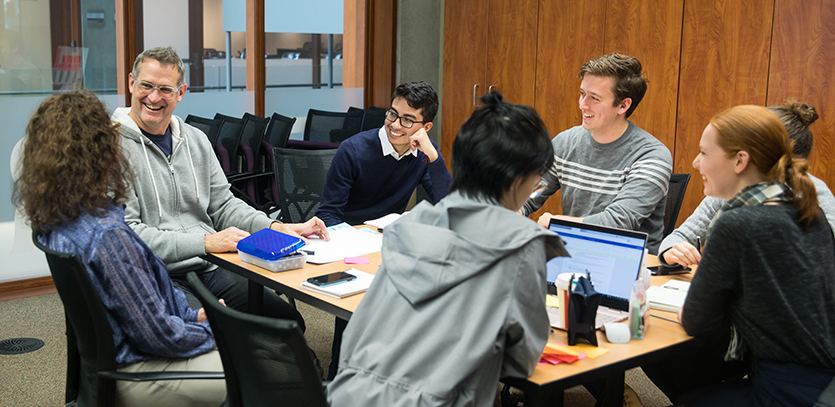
[364,0,397,109]
[604,0,684,152]
[531,0,606,219]
[674,0,774,225]
[440,0,489,169]
[767,0,835,191]
[245,0,265,116]
[343,0,365,89]
[486,0,538,107]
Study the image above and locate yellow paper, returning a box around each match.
[546,294,560,308]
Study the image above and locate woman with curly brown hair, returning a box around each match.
[14,91,225,407]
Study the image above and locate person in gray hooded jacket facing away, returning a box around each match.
[326,92,568,407]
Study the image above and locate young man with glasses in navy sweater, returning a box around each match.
[316,81,452,227]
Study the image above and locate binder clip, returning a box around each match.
[567,275,601,346]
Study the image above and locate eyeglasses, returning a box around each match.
[385,110,427,129]
[529,180,548,199]
[134,80,183,100]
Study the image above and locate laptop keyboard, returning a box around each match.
[547,305,629,330]
[596,306,629,329]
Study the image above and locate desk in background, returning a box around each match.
[203,243,694,407]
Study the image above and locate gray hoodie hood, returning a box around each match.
[383,191,568,305]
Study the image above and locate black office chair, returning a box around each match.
[31,230,223,407]
[273,147,338,224]
[185,114,223,146]
[264,112,297,151]
[361,106,388,131]
[187,272,328,407]
[230,113,270,206]
[303,109,364,143]
[260,113,298,214]
[663,173,691,238]
[214,113,245,175]
[238,113,270,175]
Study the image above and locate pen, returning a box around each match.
[696,236,702,254]
[650,314,681,324]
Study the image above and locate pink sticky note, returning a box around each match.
[344,257,370,264]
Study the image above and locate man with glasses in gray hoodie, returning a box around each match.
[111,46,328,327]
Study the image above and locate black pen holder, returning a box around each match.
[567,276,601,346]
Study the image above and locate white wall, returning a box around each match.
[143,0,189,55]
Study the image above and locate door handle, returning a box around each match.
[473,84,479,107]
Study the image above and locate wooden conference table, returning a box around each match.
[202,227,695,407]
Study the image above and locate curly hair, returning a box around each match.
[13,91,134,230]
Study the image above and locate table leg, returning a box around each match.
[248,280,264,315]
[601,371,626,407]
[523,386,564,407]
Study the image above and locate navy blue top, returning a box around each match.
[141,126,173,159]
[316,129,452,226]
[40,205,215,364]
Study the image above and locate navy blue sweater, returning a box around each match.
[316,129,452,226]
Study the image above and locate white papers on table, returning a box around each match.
[647,280,691,312]
[363,212,405,229]
[301,268,374,299]
[303,223,383,264]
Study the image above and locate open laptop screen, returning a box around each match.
[547,219,647,310]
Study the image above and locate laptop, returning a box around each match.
[546,218,648,329]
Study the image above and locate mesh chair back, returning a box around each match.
[187,273,327,407]
[185,115,222,146]
[260,113,298,210]
[32,230,118,407]
[273,147,338,223]
[239,113,270,172]
[303,109,363,143]
[361,106,388,131]
[214,113,245,174]
[265,113,297,149]
[663,173,691,237]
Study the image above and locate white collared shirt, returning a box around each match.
[378,127,418,161]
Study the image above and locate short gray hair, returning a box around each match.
[131,46,186,86]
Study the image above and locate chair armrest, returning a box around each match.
[99,370,224,382]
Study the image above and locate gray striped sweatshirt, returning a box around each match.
[523,122,672,253]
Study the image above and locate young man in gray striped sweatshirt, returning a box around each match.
[522,53,672,253]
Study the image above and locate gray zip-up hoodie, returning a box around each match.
[327,192,568,407]
[112,108,274,275]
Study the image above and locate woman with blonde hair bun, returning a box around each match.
[679,105,835,406]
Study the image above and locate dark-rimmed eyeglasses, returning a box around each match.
[134,80,183,100]
[529,180,549,199]
[385,110,427,129]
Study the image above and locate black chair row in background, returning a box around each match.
[184,106,386,219]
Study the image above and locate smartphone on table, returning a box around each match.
[306,271,357,287]
[649,263,691,276]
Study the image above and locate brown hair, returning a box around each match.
[579,53,648,118]
[13,91,134,230]
[767,99,818,159]
[710,105,819,228]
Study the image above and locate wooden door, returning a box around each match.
[767,0,835,191]
[604,0,685,153]
[485,0,539,107]
[675,0,774,223]
[441,0,489,170]
[531,0,606,219]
